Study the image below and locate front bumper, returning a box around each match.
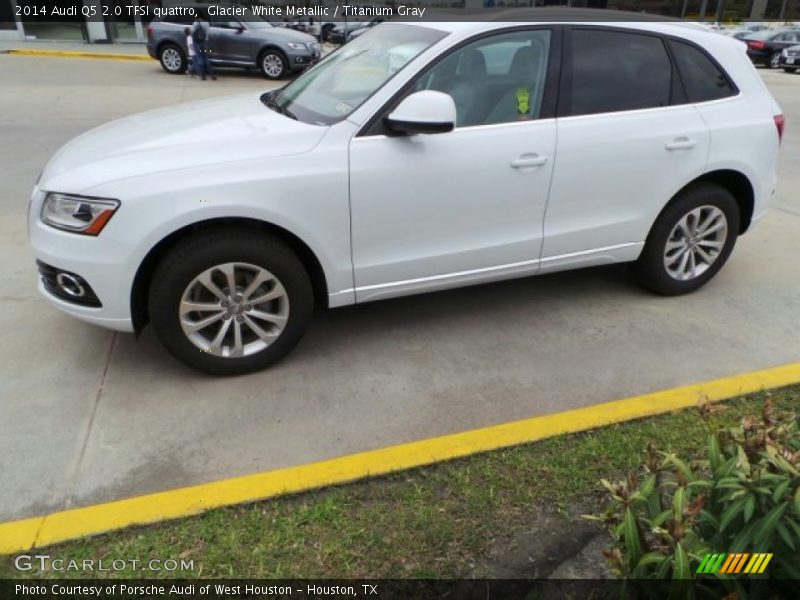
[29,189,135,333]
[287,44,321,69]
[779,53,798,67]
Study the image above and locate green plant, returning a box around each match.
[587,396,800,593]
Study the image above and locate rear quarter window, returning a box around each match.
[668,40,736,103]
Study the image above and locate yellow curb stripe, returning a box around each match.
[7,49,151,61]
[1,362,799,555]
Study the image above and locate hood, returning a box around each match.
[40,92,326,193]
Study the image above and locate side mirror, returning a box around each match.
[228,22,245,32]
[385,91,456,135]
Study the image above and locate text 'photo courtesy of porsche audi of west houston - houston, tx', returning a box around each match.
[29,17,784,375]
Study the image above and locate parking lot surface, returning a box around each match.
[1,56,799,522]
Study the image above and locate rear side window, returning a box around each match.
[569,29,672,116]
[669,40,736,103]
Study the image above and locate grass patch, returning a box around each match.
[2,386,797,579]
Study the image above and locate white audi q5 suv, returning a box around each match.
[29,16,784,375]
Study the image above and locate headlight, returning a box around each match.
[40,193,120,236]
[286,42,307,51]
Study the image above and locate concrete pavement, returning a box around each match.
[1,56,799,523]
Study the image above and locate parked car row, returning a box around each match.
[742,28,800,69]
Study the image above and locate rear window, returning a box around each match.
[569,29,673,116]
[669,40,736,103]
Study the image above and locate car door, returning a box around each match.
[349,28,559,302]
[540,27,710,271]
[206,18,247,63]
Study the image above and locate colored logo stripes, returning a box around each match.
[696,553,773,574]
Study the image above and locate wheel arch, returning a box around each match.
[673,169,755,234]
[131,217,329,334]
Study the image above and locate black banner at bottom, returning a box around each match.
[3,579,798,600]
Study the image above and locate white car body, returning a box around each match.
[30,20,781,339]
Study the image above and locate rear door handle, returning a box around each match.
[665,137,696,151]
[511,154,548,169]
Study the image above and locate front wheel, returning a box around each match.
[159,44,186,74]
[633,183,739,296]
[149,229,313,375]
[259,49,288,79]
[783,67,798,73]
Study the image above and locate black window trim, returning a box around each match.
[357,25,564,138]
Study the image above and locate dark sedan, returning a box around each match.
[744,29,800,68]
[780,44,800,73]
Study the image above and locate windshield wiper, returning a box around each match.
[261,91,297,121]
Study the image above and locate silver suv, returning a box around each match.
[146,4,321,79]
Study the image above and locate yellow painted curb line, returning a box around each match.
[7,49,151,61]
[1,362,799,555]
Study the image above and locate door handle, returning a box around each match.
[510,154,548,169]
[665,137,696,151]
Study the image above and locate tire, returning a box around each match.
[767,51,781,69]
[148,228,313,375]
[259,49,288,80]
[159,43,186,74]
[783,67,798,73]
[633,183,740,296]
[321,23,334,42]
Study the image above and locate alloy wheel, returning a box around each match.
[179,262,289,358]
[162,47,182,72]
[262,54,284,78]
[663,205,728,281]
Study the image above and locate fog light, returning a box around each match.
[36,261,102,307]
[56,272,86,298]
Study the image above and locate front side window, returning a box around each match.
[569,29,672,117]
[269,24,446,126]
[412,30,552,127]
[669,40,735,103]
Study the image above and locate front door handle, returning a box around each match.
[511,154,548,169]
[665,137,696,151]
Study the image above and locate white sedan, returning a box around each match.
[30,17,783,374]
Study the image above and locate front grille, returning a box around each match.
[37,260,102,307]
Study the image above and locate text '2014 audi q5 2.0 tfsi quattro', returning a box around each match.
[30,17,784,375]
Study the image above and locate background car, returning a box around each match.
[328,20,379,45]
[780,44,800,72]
[743,28,800,68]
[146,4,321,79]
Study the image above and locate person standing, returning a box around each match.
[191,16,216,81]
[184,27,197,78]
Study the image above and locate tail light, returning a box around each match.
[774,114,785,144]
[748,41,766,50]
[146,25,152,37]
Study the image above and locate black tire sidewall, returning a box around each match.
[634,184,740,296]
[259,49,287,79]
[149,230,313,375]
[159,44,186,74]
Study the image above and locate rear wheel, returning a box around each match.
[149,228,313,375]
[634,183,739,296]
[259,49,288,79]
[321,23,334,42]
[768,51,781,69]
[159,44,186,74]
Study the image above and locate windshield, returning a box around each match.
[267,24,447,126]
[241,8,273,28]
